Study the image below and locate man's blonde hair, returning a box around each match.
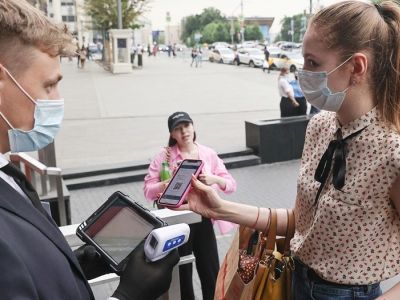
[0,0,75,73]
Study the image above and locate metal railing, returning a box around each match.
[60,209,201,299]
[9,152,68,226]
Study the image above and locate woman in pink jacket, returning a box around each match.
[144,111,237,300]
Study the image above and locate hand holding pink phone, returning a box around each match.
[157,159,204,208]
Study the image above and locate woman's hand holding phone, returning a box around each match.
[159,179,170,193]
[173,175,224,219]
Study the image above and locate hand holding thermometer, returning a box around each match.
[144,223,190,262]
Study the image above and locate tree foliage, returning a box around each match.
[181,7,226,44]
[244,25,263,41]
[181,7,256,45]
[201,22,232,43]
[276,13,306,43]
[85,0,149,31]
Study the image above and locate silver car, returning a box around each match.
[209,48,235,64]
[234,48,265,68]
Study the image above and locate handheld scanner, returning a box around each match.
[144,223,190,262]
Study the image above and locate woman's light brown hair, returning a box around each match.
[310,0,400,131]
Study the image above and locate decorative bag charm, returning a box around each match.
[238,249,260,284]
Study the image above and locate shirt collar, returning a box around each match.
[335,106,378,139]
[0,153,9,168]
[171,142,200,161]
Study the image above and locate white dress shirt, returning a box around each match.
[0,153,32,204]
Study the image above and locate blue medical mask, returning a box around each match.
[298,56,353,112]
[0,68,64,152]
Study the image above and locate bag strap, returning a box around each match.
[283,209,295,255]
[264,208,277,255]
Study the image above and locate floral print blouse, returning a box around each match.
[291,107,400,285]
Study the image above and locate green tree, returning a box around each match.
[199,7,226,27]
[181,14,201,43]
[277,13,305,43]
[181,7,226,43]
[244,25,262,41]
[85,0,149,31]
[201,22,218,44]
[214,23,230,42]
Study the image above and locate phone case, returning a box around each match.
[157,159,204,208]
[76,191,166,272]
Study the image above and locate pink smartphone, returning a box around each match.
[157,159,204,208]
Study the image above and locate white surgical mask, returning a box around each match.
[0,68,64,153]
[298,56,353,112]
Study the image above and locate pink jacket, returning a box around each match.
[144,143,237,234]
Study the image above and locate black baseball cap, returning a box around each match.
[168,111,193,132]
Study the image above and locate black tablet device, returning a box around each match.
[76,191,167,272]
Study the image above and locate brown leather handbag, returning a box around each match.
[214,209,295,300]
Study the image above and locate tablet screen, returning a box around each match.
[83,198,154,264]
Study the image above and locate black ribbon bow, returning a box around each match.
[313,126,367,206]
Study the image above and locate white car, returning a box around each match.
[209,48,235,64]
[234,48,265,67]
[210,42,231,49]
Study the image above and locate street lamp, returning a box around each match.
[117,0,122,29]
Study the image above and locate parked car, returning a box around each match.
[88,43,102,60]
[158,44,167,51]
[234,48,265,67]
[209,48,235,64]
[269,51,303,72]
[174,44,186,51]
[241,41,258,48]
[209,42,231,50]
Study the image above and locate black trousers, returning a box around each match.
[178,217,219,300]
[280,96,307,117]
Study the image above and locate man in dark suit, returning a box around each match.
[0,1,179,299]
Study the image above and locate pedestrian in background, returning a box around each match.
[130,44,137,66]
[263,46,271,73]
[79,45,87,69]
[196,47,203,67]
[278,67,299,117]
[289,72,307,115]
[144,112,237,300]
[147,44,152,56]
[152,43,158,57]
[190,47,197,67]
[178,1,400,299]
[76,43,80,68]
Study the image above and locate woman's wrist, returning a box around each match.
[217,177,226,189]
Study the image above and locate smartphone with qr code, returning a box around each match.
[157,159,204,208]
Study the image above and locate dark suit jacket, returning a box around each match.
[0,178,94,299]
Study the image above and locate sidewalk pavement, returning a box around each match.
[69,160,399,299]
[57,55,282,170]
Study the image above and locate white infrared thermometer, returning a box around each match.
[144,223,190,262]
